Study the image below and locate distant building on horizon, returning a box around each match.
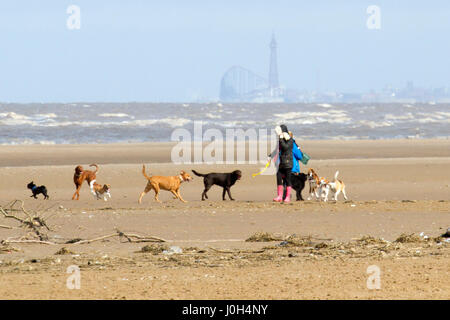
[218,37,450,104]
[220,34,286,102]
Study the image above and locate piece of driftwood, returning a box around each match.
[1,238,56,245]
[208,246,266,254]
[67,230,166,245]
[0,200,54,241]
[0,201,166,248]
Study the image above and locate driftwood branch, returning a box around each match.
[1,239,56,245]
[1,200,165,248]
[0,200,58,242]
[208,246,266,254]
[67,230,166,245]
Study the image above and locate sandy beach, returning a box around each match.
[0,139,449,299]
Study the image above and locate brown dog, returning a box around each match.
[72,164,99,200]
[138,165,192,204]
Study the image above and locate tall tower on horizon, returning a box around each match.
[268,33,279,89]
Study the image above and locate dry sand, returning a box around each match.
[0,139,449,299]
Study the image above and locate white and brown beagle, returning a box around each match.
[319,171,348,202]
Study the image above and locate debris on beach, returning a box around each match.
[55,247,75,255]
[247,232,321,248]
[394,232,443,243]
[246,232,284,242]
[395,233,422,243]
[163,246,183,255]
[138,244,168,254]
[0,244,20,254]
[355,235,389,245]
[283,234,314,247]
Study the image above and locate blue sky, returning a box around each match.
[0,0,449,102]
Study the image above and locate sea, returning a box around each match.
[0,102,449,144]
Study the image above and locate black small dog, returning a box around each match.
[192,170,242,201]
[283,173,307,201]
[27,181,49,199]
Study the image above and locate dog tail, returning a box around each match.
[90,164,99,173]
[334,171,340,181]
[191,170,206,177]
[142,165,152,180]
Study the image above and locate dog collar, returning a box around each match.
[31,186,37,191]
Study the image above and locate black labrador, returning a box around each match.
[192,170,242,201]
[27,181,49,199]
[283,173,307,201]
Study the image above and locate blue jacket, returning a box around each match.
[291,141,303,173]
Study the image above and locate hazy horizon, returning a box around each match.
[1,1,449,103]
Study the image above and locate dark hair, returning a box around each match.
[280,124,288,133]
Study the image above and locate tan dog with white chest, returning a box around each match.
[72,164,98,200]
[319,171,348,202]
[138,165,192,203]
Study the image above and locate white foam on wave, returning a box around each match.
[415,112,450,123]
[0,112,191,127]
[37,117,192,128]
[416,117,449,124]
[384,113,415,121]
[273,110,351,125]
[0,112,58,126]
[205,113,222,119]
[220,120,257,127]
[36,113,58,118]
[0,112,29,120]
[383,111,450,124]
[317,103,333,108]
[358,120,393,128]
[1,139,56,145]
[99,113,134,118]
[133,118,191,127]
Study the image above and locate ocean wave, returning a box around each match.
[384,113,415,121]
[357,120,393,128]
[273,111,351,125]
[0,103,448,144]
[0,112,58,126]
[415,112,450,123]
[205,113,222,119]
[0,115,191,128]
[36,113,58,118]
[98,113,134,118]
[219,120,258,127]
[0,139,56,145]
[0,112,30,120]
[316,103,333,108]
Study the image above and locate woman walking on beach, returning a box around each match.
[289,131,304,175]
[269,124,295,203]
[280,131,304,200]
